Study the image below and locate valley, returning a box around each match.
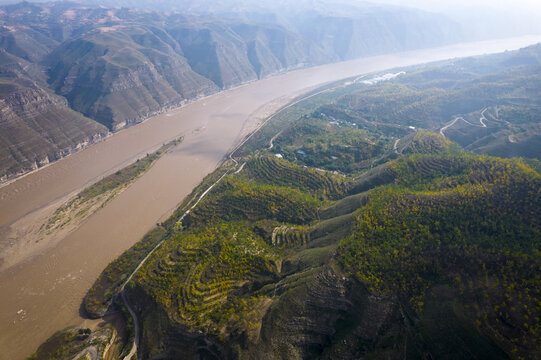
[1,37,539,359]
[0,0,464,184]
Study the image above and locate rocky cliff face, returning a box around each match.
[45,27,219,130]
[0,45,109,183]
[0,81,108,183]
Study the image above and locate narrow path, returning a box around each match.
[393,139,400,154]
[440,117,463,138]
[234,162,246,174]
[121,291,139,360]
[269,132,279,150]
[490,107,517,143]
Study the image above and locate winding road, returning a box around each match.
[440,108,490,138]
[479,108,489,128]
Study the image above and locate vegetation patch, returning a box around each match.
[241,155,351,199]
[183,176,321,227]
[135,222,279,341]
[271,115,392,174]
[339,155,540,358]
[27,327,112,360]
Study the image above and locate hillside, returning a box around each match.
[74,131,539,360]
[44,25,218,130]
[333,44,541,160]
[0,49,108,181]
[0,1,461,183]
[70,73,540,359]
[29,41,541,360]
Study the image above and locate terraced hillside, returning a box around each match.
[182,177,321,228]
[241,156,351,199]
[73,125,540,359]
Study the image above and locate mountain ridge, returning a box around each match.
[0,1,462,183]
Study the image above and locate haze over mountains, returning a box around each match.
[0,0,478,183]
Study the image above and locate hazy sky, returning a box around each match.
[1,0,540,13]
[1,0,540,17]
[369,0,541,13]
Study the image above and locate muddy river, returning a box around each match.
[1,36,540,359]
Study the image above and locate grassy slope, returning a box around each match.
[340,154,540,358]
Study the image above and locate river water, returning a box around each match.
[1,36,540,359]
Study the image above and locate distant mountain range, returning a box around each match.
[0,1,461,183]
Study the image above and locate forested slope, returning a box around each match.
[74,127,540,359]
[116,132,540,359]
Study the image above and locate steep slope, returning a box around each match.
[73,0,461,60]
[231,23,323,77]
[164,13,335,87]
[0,50,108,182]
[0,80,108,181]
[170,20,326,85]
[293,7,459,60]
[45,26,218,130]
[115,142,539,360]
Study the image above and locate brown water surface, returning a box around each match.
[1,36,540,360]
